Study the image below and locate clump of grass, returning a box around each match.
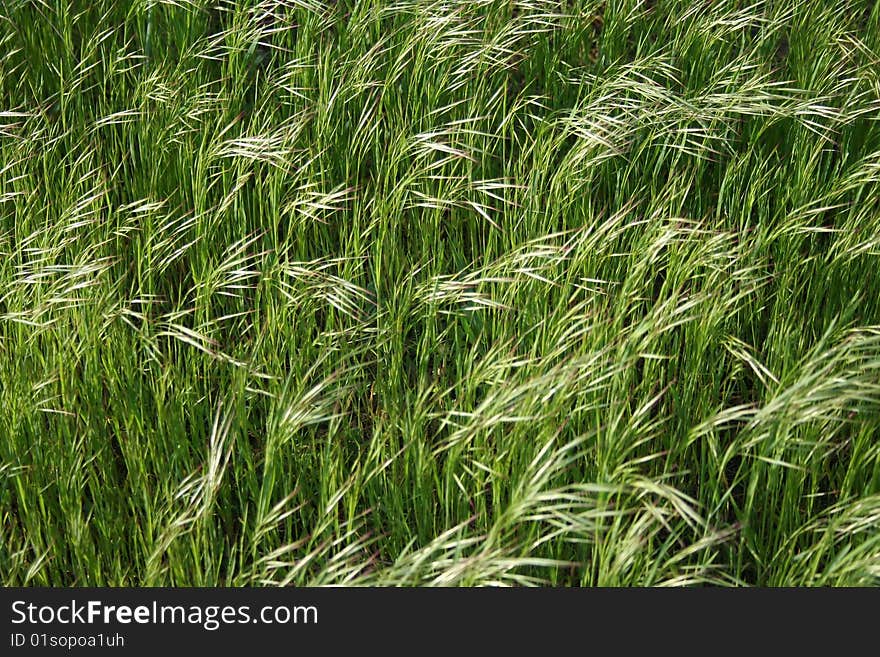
[1,0,879,586]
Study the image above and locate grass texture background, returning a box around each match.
[1,0,880,585]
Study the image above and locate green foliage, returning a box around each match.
[1,0,879,586]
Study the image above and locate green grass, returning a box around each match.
[2,0,880,586]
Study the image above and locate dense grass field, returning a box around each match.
[2,0,880,586]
